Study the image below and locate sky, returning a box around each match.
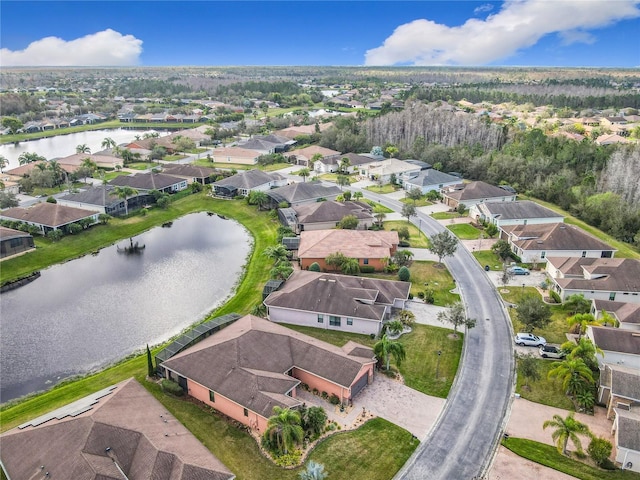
[1,1,639,67]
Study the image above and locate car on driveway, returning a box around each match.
[514,332,546,347]
[539,344,565,359]
[508,266,530,275]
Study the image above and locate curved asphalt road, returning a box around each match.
[356,189,515,480]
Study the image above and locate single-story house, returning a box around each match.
[297,229,399,271]
[274,123,333,140]
[0,202,99,234]
[314,152,379,175]
[56,152,122,170]
[402,169,461,194]
[612,407,640,473]
[361,159,421,185]
[159,315,376,433]
[266,181,342,208]
[285,145,341,168]
[4,161,77,178]
[592,299,640,331]
[264,270,410,336]
[109,172,188,194]
[470,200,564,228]
[586,326,640,370]
[57,185,142,216]
[212,169,287,198]
[161,164,220,185]
[0,226,35,259]
[441,181,517,209]
[596,134,629,146]
[502,223,616,263]
[211,146,262,165]
[279,200,374,233]
[0,378,235,480]
[238,134,295,154]
[546,257,640,303]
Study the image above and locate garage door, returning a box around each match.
[351,372,369,398]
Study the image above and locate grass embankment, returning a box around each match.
[430,211,459,220]
[502,437,640,480]
[383,220,430,248]
[287,324,462,398]
[446,223,483,240]
[143,376,417,480]
[0,194,277,430]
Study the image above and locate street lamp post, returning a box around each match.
[435,350,442,379]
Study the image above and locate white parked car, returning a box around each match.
[514,332,546,347]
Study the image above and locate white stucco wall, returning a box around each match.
[616,446,640,473]
[267,305,381,335]
[514,247,612,263]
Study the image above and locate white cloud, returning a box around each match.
[0,29,143,66]
[474,3,495,15]
[365,0,640,66]
[558,30,596,46]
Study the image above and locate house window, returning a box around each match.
[243,408,248,417]
[540,251,545,259]
[609,292,616,301]
[582,251,587,257]
[363,259,369,265]
[209,390,215,402]
[317,314,324,323]
[347,318,353,326]
[329,316,341,327]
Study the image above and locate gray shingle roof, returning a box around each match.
[162,164,219,179]
[553,258,640,293]
[405,170,460,187]
[443,181,513,201]
[608,364,640,401]
[614,408,640,451]
[479,200,563,220]
[212,169,278,190]
[161,315,375,418]
[109,173,185,191]
[590,326,640,355]
[504,223,615,252]
[267,181,341,205]
[59,185,122,207]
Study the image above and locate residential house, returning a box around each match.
[159,315,376,433]
[402,169,461,194]
[285,145,341,168]
[612,407,640,473]
[0,378,235,480]
[275,123,333,140]
[266,181,341,208]
[264,270,410,336]
[0,226,35,259]
[162,164,220,185]
[0,202,99,234]
[297,229,399,271]
[602,117,628,127]
[212,146,262,165]
[56,152,123,170]
[238,134,295,153]
[109,172,188,194]
[502,223,616,263]
[441,181,517,209]
[586,326,640,370]
[57,185,134,216]
[596,134,629,146]
[279,200,374,233]
[470,200,564,228]
[212,169,286,198]
[592,299,640,331]
[361,159,421,185]
[547,257,640,303]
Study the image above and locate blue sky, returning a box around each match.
[1,1,639,67]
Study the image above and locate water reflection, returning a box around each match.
[0,212,251,403]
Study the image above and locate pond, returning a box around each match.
[0,212,251,403]
[0,128,169,170]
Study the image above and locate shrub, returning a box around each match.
[329,394,340,405]
[398,266,410,281]
[46,196,57,203]
[549,291,562,304]
[46,229,64,242]
[301,383,309,391]
[398,240,410,247]
[408,292,414,300]
[423,287,435,304]
[587,437,613,467]
[360,265,375,273]
[321,391,328,400]
[274,451,301,467]
[312,388,319,395]
[161,379,184,396]
[417,291,425,299]
[309,262,321,272]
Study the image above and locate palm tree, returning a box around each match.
[339,157,351,174]
[548,358,594,395]
[113,186,138,215]
[340,257,360,275]
[566,337,604,370]
[48,160,64,186]
[352,191,363,201]
[373,207,386,227]
[336,175,350,191]
[76,144,91,154]
[543,413,591,455]
[373,334,407,371]
[264,406,304,455]
[310,153,323,172]
[567,313,602,339]
[0,155,8,173]
[263,244,289,264]
[298,167,310,183]
[18,152,45,165]
[101,137,116,150]
[248,190,269,210]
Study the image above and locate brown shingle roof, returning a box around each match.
[264,270,410,322]
[0,226,32,240]
[553,258,640,293]
[294,200,373,224]
[593,299,640,325]
[503,223,615,252]
[161,315,375,418]
[286,145,340,159]
[1,202,96,227]
[442,181,512,201]
[298,229,399,260]
[0,379,234,480]
[109,172,185,191]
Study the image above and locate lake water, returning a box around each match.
[0,212,251,403]
[0,128,168,170]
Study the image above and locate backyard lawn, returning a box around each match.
[383,220,430,248]
[446,223,483,240]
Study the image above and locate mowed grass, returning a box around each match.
[446,223,483,240]
[502,437,640,480]
[190,160,290,172]
[287,324,462,398]
[384,220,430,248]
[365,184,399,194]
[430,211,459,220]
[400,197,432,207]
[409,261,460,306]
[473,250,504,270]
[515,357,574,410]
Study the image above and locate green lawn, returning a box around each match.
[400,197,432,207]
[31,182,86,197]
[287,324,462,398]
[446,223,483,240]
[430,211,459,220]
[365,184,400,194]
[365,200,393,213]
[383,220,430,248]
[127,161,160,170]
[473,250,504,270]
[409,261,460,306]
[190,160,291,172]
[163,154,188,161]
[503,437,640,480]
[101,171,131,181]
[516,357,574,410]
